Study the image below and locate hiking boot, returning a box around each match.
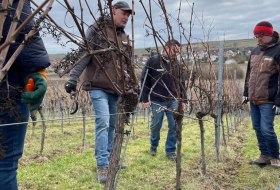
[270,159,280,169]
[150,147,157,156]
[166,153,177,161]
[97,167,108,183]
[249,155,271,166]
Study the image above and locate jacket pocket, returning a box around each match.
[259,56,277,74]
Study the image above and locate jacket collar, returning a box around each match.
[97,16,125,34]
[259,31,279,51]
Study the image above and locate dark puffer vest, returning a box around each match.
[0,0,50,102]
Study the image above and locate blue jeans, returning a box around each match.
[0,100,29,190]
[150,100,178,154]
[89,90,118,168]
[250,102,279,159]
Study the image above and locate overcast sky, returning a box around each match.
[36,0,280,54]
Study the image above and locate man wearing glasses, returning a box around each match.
[242,21,280,168]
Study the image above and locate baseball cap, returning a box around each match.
[112,1,134,14]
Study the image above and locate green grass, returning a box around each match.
[18,116,280,190]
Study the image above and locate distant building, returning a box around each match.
[225,59,237,65]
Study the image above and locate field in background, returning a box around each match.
[134,39,256,56]
[18,116,280,190]
[26,38,269,190]
[48,38,257,61]
[47,38,253,83]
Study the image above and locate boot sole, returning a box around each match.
[248,160,270,167]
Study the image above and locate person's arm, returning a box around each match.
[16,1,50,111]
[69,55,91,81]
[243,55,251,97]
[65,25,96,93]
[69,25,96,81]
[65,53,90,93]
[273,52,280,106]
[242,55,251,105]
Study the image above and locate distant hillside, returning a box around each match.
[135,38,256,56]
[49,38,257,59]
[192,38,256,49]
[48,54,65,61]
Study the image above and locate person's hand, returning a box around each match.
[272,105,280,115]
[21,72,47,111]
[142,102,150,109]
[242,96,249,104]
[64,79,77,93]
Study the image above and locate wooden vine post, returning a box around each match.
[175,102,184,190]
[105,98,126,190]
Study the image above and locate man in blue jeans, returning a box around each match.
[64,1,138,183]
[0,1,50,189]
[243,21,280,168]
[141,39,183,161]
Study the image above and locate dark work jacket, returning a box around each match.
[141,54,184,103]
[243,32,280,106]
[0,0,50,102]
[77,17,138,95]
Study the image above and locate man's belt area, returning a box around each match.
[250,99,274,105]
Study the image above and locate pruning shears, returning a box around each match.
[70,91,78,115]
[156,105,167,113]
